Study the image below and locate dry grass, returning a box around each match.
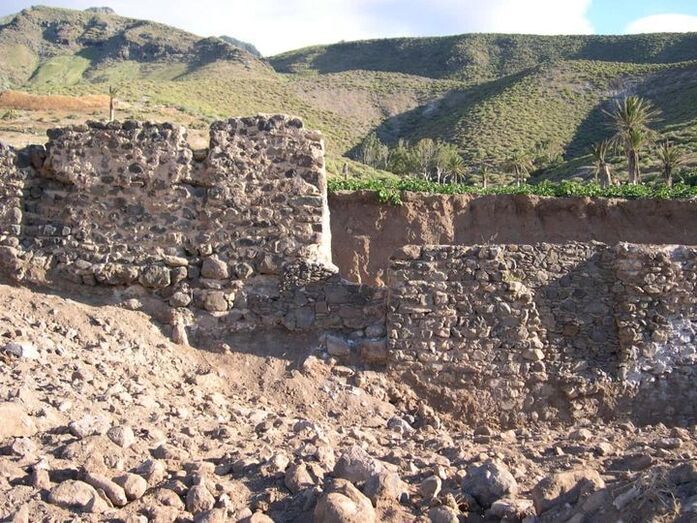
[0,90,108,111]
[612,467,682,522]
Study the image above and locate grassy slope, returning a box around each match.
[270,33,697,80]
[271,33,697,180]
[3,6,697,180]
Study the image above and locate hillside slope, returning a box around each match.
[271,33,697,179]
[2,6,697,180]
[0,5,268,88]
[270,33,697,81]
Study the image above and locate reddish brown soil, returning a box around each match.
[329,191,697,285]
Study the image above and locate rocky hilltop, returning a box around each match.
[0,6,266,88]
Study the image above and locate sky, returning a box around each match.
[2,0,697,56]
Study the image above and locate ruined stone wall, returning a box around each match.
[2,116,696,426]
[0,116,385,348]
[387,243,697,427]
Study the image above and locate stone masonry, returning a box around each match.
[1,116,697,427]
[387,243,697,427]
[0,116,385,351]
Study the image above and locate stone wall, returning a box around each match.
[2,115,696,426]
[387,243,697,427]
[0,116,385,349]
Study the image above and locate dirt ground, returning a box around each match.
[0,282,696,522]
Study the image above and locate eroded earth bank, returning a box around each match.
[330,191,697,285]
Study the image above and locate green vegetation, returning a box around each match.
[356,134,464,182]
[656,140,687,187]
[29,55,91,86]
[590,140,613,187]
[504,150,535,187]
[605,95,660,184]
[328,177,697,205]
[3,6,697,184]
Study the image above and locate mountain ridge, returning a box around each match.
[0,5,268,88]
[1,5,697,181]
[270,32,697,81]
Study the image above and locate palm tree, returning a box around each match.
[590,140,613,187]
[605,96,659,184]
[505,151,534,187]
[478,164,490,189]
[656,140,684,188]
[625,127,653,183]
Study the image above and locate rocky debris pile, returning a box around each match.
[1,283,696,522]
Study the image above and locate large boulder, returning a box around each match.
[314,479,376,523]
[48,480,102,511]
[333,446,385,484]
[187,483,216,515]
[428,506,459,523]
[285,463,318,493]
[461,459,518,508]
[68,414,111,439]
[363,470,408,505]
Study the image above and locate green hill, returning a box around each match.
[2,6,697,181]
[270,33,697,81]
[0,5,269,88]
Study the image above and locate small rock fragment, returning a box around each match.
[83,472,128,507]
[3,341,39,360]
[114,473,148,500]
[107,424,135,448]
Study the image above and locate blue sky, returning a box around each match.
[589,0,697,34]
[2,1,697,55]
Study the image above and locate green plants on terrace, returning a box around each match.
[328,177,697,205]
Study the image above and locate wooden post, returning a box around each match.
[108,86,119,122]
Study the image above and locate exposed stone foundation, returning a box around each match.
[387,243,697,427]
[2,116,697,427]
[0,116,385,349]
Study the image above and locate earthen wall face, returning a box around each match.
[2,117,697,426]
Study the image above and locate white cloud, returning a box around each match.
[431,0,594,35]
[625,13,697,34]
[5,0,595,55]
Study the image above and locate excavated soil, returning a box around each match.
[1,283,697,522]
[329,192,697,285]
